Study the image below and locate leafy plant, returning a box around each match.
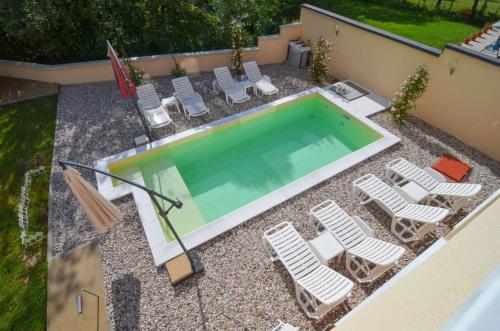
[231,23,244,74]
[390,65,430,124]
[123,58,145,86]
[309,37,333,83]
[170,56,187,77]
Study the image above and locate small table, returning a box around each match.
[240,80,255,96]
[308,232,344,265]
[398,181,429,203]
[161,97,181,114]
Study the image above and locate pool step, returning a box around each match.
[140,157,206,241]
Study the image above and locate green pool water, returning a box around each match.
[109,94,381,240]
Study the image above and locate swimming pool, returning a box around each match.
[95,88,399,266]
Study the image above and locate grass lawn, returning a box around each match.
[311,0,493,49]
[0,95,58,330]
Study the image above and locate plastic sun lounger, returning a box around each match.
[171,76,210,119]
[213,67,250,106]
[352,174,449,242]
[310,200,405,283]
[136,84,173,129]
[243,61,279,97]
[271,320,299,331]
[386,158,482,214]
[263,222,354,320]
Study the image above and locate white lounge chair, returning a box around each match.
[352,174,449,242]
[263,222,354,319]
[213,67,250,105]
[171,76,210,119]
[310,200,405,283]
[386,158,481,213]
[272,320,299,331]
[136,84,173,130]
[243,61,279,97]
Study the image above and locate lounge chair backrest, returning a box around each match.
[264,222,322,280]
[136,84,161,111]
[387,158,439,191]
[243,61,263,83]
[354,174,409,214]
[172,76,195,100]
[214,67,236,90]
[311,200,367,250]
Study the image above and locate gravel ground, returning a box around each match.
[49,64,500,330]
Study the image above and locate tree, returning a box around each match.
[231,23,244,74]
[471,0,480,18]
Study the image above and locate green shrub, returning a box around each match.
[231,23,244,74]
[170,56,187,77]
[309,37,333,83]
[123,58,145,86]
[390,65,430,124]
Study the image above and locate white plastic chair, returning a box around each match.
[213,67,250,105]
[352,174,449,242]
[263,222,354,320]
[310,200,405,283]
[386,158,481,213]
[171,76,210,119]
[136,84,173,130]
[243,61,279,97]
[271,320,299,331]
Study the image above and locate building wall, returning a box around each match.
[0,23,302,85]
[301,5,500,161]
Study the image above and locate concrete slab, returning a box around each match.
[47,242,108,331]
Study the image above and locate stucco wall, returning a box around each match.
[301,5,500,161]
[0,23,302,85]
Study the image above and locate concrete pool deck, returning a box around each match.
[49,64,500,330]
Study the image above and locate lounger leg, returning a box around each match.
[262,237,279,262]
[353,188,373,205]
[309,215,325,235]
[386,170,407,186]
[295,284,321,320]
[346,254,376,283]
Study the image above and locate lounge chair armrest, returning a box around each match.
[352,216,374,237]
[263,75,271,82]
[423,167,448,182]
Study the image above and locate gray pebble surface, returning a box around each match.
[49,64,500,330]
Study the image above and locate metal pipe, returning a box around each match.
[58,160,182,208]
[58,160,193,267]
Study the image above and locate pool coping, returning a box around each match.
[94,87,400,267]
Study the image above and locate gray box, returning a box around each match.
[287,41,310,68]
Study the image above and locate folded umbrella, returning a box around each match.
[63,166,122,232]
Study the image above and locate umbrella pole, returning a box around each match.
[59,160,203,279]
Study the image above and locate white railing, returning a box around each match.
[18,166,46,247]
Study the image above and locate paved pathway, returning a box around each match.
[0,76,58,105]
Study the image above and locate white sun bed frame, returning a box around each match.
[263,222,354,320]
[310,200,405,283]
[171,76,210,119]
[136,84,173,130]
[272,320,299,331]
[352,174,449,242]
[386,158,482,214]
[213,67,250,105]
[243,61,279,97]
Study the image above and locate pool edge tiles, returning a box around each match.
[94,87,400,267]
